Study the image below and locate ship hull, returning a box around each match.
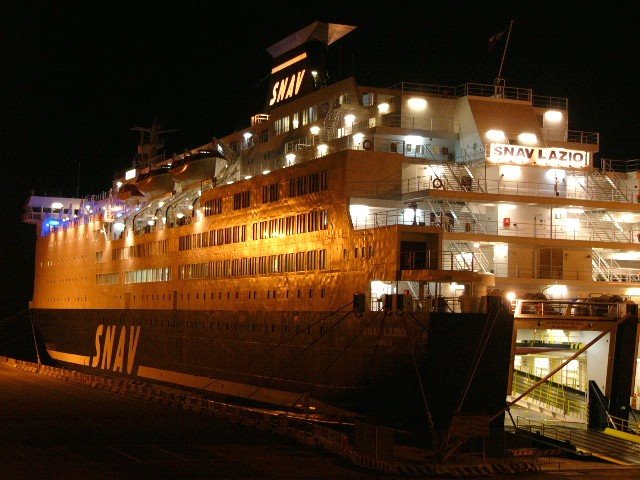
[30,302,513,435]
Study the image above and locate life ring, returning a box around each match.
[432,178,444,189]
[362,139,373,150]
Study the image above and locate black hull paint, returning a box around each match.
[30,299,513,435]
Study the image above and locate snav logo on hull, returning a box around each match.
[91,324,141,374]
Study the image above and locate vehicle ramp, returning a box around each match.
[514,419,640,465]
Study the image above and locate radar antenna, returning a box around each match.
[131,120,178,168]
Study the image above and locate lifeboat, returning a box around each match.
[170,150,226,190]
[117,183,146,205]
[135,165,175,199]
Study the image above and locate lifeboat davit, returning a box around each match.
[117,183,146,205]
[170,150,225,190]
[136,165,175,199]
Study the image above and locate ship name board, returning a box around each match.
[489,143,589,167]
[269,69,306,106]
[90,324,141,374]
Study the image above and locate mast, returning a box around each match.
[494,20,514,96]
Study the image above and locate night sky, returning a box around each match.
[1,1,638,320]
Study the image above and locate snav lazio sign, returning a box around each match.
[489,143,589,167]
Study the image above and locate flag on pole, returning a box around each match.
[488,27,507,51]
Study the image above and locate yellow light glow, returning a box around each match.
[544,110,563,122]
[125,168,137,180]
[51,202,63,209]
[377,102,389,114]
[344,114,355,124]
[243,132,252,139]
[116,181,123,188]
[309,125,320,135]
[518,133,538,145]
[262,170,270,175]
[407,97,427,111]
[285,153,296,165]
[486,130,506,142]
[405,135,423,145]
[506,291,516,301]
[317,144,328,156]
[500,165,521,180]
[352,133,364,144]
[349,204,370,218]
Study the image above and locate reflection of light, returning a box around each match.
[486,130,505,142]
[544,110,563,122]
[564,218,580,230]
[473,242,480,248]
[506,291,516,301]
[518,132,538,145]
[48,220,59,226]
[501,165,521,180]
[626,287,640,296]
[407,97,427,111]
[244,175,252,180]
[262,170,270,175]
[310,125,320,135]
[114,222,125,230]
[547,284,567,298]
[317,144,328,156]
[147,220,155,226]
[611,251,640,260]
[158,201,164,207]
[494,244,508,257]
[377,102,389,114]
[349,204,370,218]
[51,202,63,209]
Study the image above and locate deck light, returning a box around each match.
[51,202,63,209]
[544,110,563,123]
[518,132,538,145]
[407,97,427,111]
[486,130,505,142]
[317,144,328,156]
[344,114,355,125]
[285,153,296,165]
[377,102,389,114]
[309,125,320,136]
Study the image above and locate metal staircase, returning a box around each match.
[591,249,624,281]
[445,241,492,273]
[579,210,632,243]
[441,160,487,193]
[569,170,633,203]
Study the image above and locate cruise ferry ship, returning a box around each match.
[22,22,639,436]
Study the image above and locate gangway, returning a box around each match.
[511,417,640,465]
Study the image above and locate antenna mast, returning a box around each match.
[494,20,514,96]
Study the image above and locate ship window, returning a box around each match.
[343,249,348,259]
[296,325,301,334]
[354,248,358,258]
[309,289,314,298]
[227,292,230,299]
[233,190,251,210]
[262,183,279,203]
[297,289,301,298]
[321,288,326,298]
